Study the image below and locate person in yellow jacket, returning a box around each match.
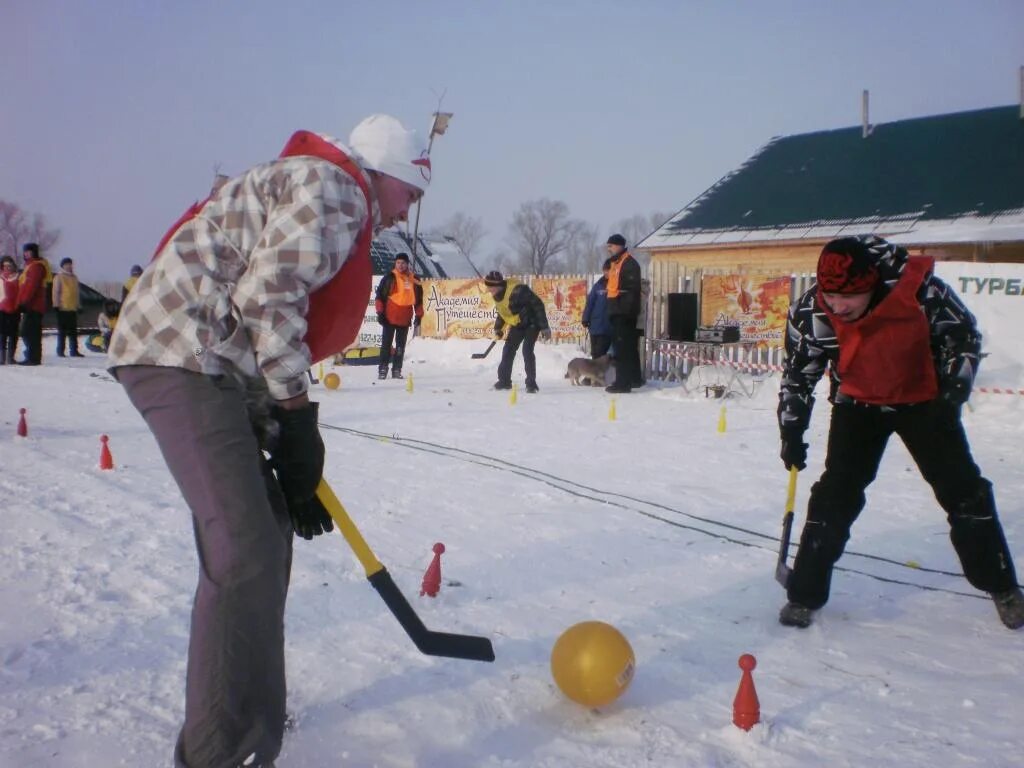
[52,257,83,357]
[122,264,143,300]
[484,270,550,393]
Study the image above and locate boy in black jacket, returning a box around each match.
[778,235,1022,630]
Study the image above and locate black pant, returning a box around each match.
[379,323,409,373]
[590,333,611,359]
[610,315,641,387]
[20,310,42,364]
[497,326,539,386]
[56,310,79,355]
[0,311,18,362]
[788,401,1018,609]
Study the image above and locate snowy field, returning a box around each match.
[1,339,1022,768]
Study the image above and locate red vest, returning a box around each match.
[149,131,373,364]
[819,256,938,405]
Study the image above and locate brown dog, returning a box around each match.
[565,354,612,386]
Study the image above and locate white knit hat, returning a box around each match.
[348,114,431,192]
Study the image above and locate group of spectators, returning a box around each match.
[0,242,139,364]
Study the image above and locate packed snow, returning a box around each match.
[1,338,1022,767]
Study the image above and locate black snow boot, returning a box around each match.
[525,381,539,393]
[493,380,512,390]
[992,587,1024,629]
[377,367,388,380]
[779,601,814,628]
[391,369,404,380]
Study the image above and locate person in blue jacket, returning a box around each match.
[581,259,612,358]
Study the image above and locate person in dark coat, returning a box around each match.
[582,259,612,359]
[484,270,550,393]
[16,243,47,366]
[604,234,643,392]
[374,252,423,379]
[777,235,1022,630]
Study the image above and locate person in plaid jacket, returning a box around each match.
[109,114,430,768]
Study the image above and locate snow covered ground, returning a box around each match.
[2,339,1022,767]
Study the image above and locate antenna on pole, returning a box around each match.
[862,89,871,138]
[411,90,453,259]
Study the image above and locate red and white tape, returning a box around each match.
[658,349,1024,393]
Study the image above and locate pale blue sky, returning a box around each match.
[3,1,1023,281]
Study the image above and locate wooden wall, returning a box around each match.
[646,238,1024,339]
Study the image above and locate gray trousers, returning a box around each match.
[117,366,293,768]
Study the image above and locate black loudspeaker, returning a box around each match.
[667,293,698,342]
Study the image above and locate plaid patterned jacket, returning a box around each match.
[108,155,377,400]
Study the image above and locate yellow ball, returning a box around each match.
[550,621,635,707]
[323,372,341,390]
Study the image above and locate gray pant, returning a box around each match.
[117,366,293,768]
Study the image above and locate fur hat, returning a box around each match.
[483,270,505,287]
[817,237,881,294]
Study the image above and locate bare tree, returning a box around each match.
[434,213,486,262]
[0,199,61,258]
[506,198,582,275]
[563,221,603,275]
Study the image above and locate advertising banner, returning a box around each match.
[934,262,1024,386]
[420,278,497,340]
[531,277,589,343]
[700,274,792,345]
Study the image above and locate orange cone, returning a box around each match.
[16,408,27,438]
[420,542,445,597]
[99,434,114,470]
[733,654,760,731]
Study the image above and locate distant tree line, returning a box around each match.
[430,202,672,276]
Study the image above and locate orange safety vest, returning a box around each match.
[607,253,633,298]
[148,131,374,364]
[819,256,939,405]
[389,269,417,306]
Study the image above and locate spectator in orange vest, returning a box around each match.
[0,255,20,364]
[17,243,47,365]
[52,257,83,357]
[604,234,643,392]
[778,235,1022,630]
[374,252,422,379]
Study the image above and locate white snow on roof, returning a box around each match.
[638,210,1024,250]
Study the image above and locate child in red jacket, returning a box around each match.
[0,255,19,364]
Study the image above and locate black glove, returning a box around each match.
[940,376,970,405]
[414,316,422,328]
[780,428,808,471]
[377,313,387,326]
[494,327,504,340]
[270,401,334,540]
[581,320,590,329]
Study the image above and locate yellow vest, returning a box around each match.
[53,272,80,311]
[493,278,522,327]
[124,275,139,294]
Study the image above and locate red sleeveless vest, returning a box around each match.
[819,256,938,405]
[149,131,374,364]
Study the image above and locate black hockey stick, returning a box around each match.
[775,467,799,587]
[316,479,495,662]
[471,340,496,359]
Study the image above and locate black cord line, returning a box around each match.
[321,422,985,601]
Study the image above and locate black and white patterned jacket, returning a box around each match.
[778,236,981,435]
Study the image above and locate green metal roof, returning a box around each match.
[649,105,1024,245]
